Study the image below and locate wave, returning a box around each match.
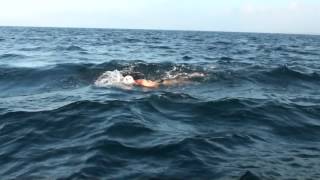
[1,61,320,95]
[55,45,87,51]
[256,65,320,84]
[273,46,319,56]
[122,37,142,43]
[0,53,27,59]
[213,41,232,45]
[2,97,319,164]
[148,45,172,50]
[219,56,233,61]
[0,63,97,95]
[182,55,193,60]
[207,46,217,51]
[1,95,319,178]
[1,90,320,179]
[19,47,44,51]
[208,65,320,87]
[3,93,320,128]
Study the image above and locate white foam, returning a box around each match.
[95,70,134,87]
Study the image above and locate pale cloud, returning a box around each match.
[288,1,299,10]
[235,0,320,34]
[242,3,256,14]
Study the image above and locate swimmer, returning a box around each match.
[123,72,205,88]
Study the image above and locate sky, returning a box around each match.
[0,0,319,34]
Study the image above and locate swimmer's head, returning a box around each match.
[122,75,135,85]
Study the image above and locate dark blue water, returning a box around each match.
[0,27,320,180]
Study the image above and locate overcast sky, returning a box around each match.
[0,0,319,34]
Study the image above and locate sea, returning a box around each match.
[0,26,320,180]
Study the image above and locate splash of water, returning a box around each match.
[94,70,124,87]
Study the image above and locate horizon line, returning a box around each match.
[0,25,319,36]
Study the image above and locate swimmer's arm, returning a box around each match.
[161,78,190,86]
[158,73,205,86]
[135,72,205,88]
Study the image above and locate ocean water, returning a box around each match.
[0,27,320,180]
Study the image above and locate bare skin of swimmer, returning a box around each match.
[134,79,186,88]
[134,72,204,88]
[135,79,160,88]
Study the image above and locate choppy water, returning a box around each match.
[0,27,320,179]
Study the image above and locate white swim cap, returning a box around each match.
[122,75,135,85]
